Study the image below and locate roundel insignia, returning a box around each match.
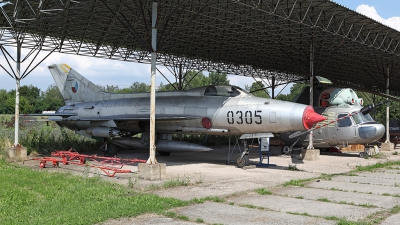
[71,81,79,93]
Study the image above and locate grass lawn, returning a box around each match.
[0,160,188,225]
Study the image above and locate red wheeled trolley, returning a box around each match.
[24,148,146,177]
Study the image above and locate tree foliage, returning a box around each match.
[0,85,54,114]
[276,83,307,101]
[158,71,229,91]
[245,81,270,98]
[355,91,400,125]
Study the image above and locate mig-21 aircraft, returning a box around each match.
[279,85,385,156]
[32,64,326,162]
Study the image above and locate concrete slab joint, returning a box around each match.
[301,149,320,161]
[138,163,166,180]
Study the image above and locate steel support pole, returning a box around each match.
[147,1,158,164]
[385,67,390,143]
[13,42,21,147]
[307,42,315,150]
[271,75,275,99]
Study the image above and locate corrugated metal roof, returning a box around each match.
[0,0,399,95]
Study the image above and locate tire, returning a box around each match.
[282,146,292,155]
[158,151,171,156]
[104,143,118,157]
[359,152,367,158]
[235,154,250,168]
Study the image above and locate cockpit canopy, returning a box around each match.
[337,112,375,127]
[204,85,248,97]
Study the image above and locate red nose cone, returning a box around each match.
[302,106,326,129]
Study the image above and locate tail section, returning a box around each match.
[48,64,104,104]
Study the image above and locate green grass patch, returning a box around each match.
[358,203,377,208]
[201,196,226,202]
[347,173,359,176]
[163,176,190,188]
[255,188,272,195]
[287,211,312,217]
[317,198,330,202]
[195,218,204,223]
[354,161,400,172]
[282,178,313,187]
[0,161,188,225]
[390,205,400,214]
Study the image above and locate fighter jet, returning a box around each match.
[279,85,385,155]
[37,64,326,160]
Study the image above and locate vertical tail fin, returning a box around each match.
[48,64,106,104]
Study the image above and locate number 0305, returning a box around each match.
[227,110,262,124]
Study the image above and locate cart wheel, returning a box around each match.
[79,157,86,164]
[235,154,250,168]
[62,156,69,165]
[282,146,293,155]
[39,161,46,168]
[359,152,367,158]
[53,161,59,167]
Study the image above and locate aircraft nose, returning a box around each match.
[358,124,385,141]
[302,106,326,129]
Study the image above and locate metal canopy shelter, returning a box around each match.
[1,0,399,156]
[0,0,399,94]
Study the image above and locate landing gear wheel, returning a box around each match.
[282,146,293,155]
[359,152,368,158]
[103,143,118,157]
[158,151,171,156]
[235,154,250,168]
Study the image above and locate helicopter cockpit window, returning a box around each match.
[352,112,375,124]
[337,114,352,127]
[363,114,374,122]
[204,85,241,97]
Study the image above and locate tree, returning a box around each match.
[276,83,307,101]
[355,91,400,124]
[36,84,64,112]
[158,82,177,91]
[245,81,270,98]
[158,71,230,91]
[209,72,229,85]
[129,82,150,93]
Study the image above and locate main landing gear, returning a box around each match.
[235,140,251,168]
[100,139,118,157]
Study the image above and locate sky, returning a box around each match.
[0,1,399,93]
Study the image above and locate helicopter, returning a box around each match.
[279,79,385,155]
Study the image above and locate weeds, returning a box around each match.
[355,161,400,172]
[282,178,314,187]
[255,188,272,195]
[0,116,101,156]
[163,175,190,188]
[317,198,330,202]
